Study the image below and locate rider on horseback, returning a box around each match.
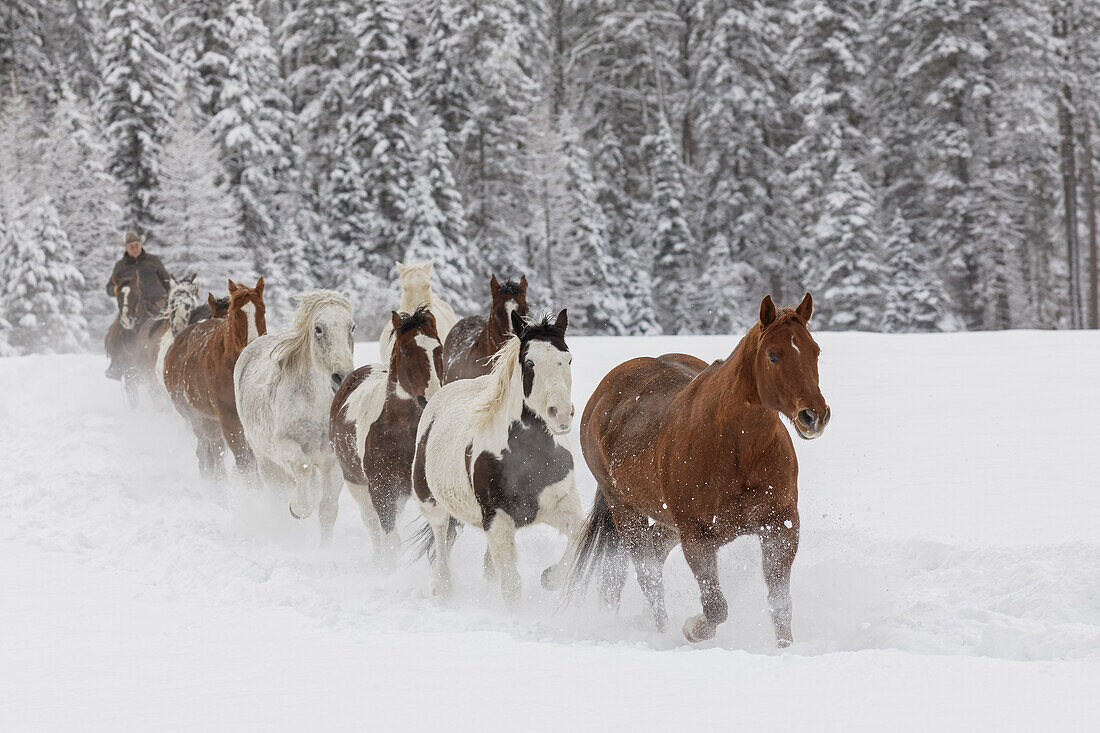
[105,231,173,380]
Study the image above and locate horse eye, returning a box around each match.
[768,351,778,363]
[314,325,323,334]
[350,323,356,332]
[525,359,534,368]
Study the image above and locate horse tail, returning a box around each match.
[563,488,622,605]
[407,516,460,564]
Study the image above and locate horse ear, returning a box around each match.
[428,258,435,267]
[396,261,406,273]
[227,278,237,292]
[554,308,568,333]
[519,275,528,290]
[490,274,500,295]
[208,293,217,310]
[759,295,777,328]
[510,309,525,335]
[796,292,813,322]
[255,276,264,295]
[391,310,402,331]
[188,273,197,282]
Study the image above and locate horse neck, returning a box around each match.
[702,328,770,419]
[486,309,511,350]
[221,307,251,353]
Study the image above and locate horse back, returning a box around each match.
[164,318,221,412]
[580,354,708,520]
[329,364,379,483]
[441,315,488,383]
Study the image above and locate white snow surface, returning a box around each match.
[2,330,1099,731]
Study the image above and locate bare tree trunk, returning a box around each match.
[1082,111,1099,328]
[550,0,566,119]
[679,7,694,167]
[1055,3,1083,328]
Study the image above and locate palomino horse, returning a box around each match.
[378,260,459,361]
[104,270,157,407]
[567,294,829,646]
[413,310,582,602]
[164,278,267,480]
[441,275,528,383]
[234,290,355,544]
[331,306,443,564]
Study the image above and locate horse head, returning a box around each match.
[754,293,830,440]
[396,259,434,297]
[512,309,572,435]
[114,272,147,330]
[390,305,443,407]
[226,277,267,346]
[291,290,355,393]
[488,274,529,342]
[207,293,231,319]
[163,274,201,334]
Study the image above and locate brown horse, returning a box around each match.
[164,278,267,480]
[104,270,158,406]
[330,306,443,564]
[567,293,830,646]
[441,275,528,383]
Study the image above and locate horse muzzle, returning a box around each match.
[793,406,830,440]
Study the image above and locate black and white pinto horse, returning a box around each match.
[412,310,582,602]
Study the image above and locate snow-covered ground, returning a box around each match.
[2,331,1098,731]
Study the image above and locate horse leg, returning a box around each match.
[759,510,800,648]
[317,462,342,548]
[124,372,140,410]
[533,475,584,592]
[420,502,454,598]
[347,481,387,561]
[218,412,256,474]
[679,527,727,643]
[200,418,228,482]
[611,504,669,632]
[485,513,521,606]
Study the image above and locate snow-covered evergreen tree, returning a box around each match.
[403,114,476,314]
[212,0,296,271]
[37,84,125,336]
[0,194,87,354]
[883,213,947,332]
[647,116,696,335]
[159,100,251,292]
[168,0,233,121]
[329,0,418,277]
[0,0,55,109]
[98,0,177,233]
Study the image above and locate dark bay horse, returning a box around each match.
[104,270,157,406]
[441,275,528,383]
[164,278,266,480]
[330,306,443,564]
[567,294,830,646]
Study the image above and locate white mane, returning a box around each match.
[270,289,352,370]
[471,334,524,429]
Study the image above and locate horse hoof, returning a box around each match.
[682,614,717,643]
[540,565,564,591]
[289,503,307,520]
[777,637,792,649]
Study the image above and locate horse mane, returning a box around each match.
[497,279,524,296]
[270,289,352,369]
[471,312,561,427]
[395,304,433,335]
[472,333,524,427]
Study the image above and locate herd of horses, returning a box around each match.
[104,260,830,646]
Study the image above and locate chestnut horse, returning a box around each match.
[164,278,267,480]
[331,306,443,564]
[567,294,830,646]
[104,270,157,406]
[441,275,528,383]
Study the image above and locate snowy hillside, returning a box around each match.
[2,331,1099,731]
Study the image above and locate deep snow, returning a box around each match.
[1,331,1098,731]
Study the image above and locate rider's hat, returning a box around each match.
[122,231,146,246]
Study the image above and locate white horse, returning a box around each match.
[378,260,459,361]
[234,290,356,544]
[412,310,582,602]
